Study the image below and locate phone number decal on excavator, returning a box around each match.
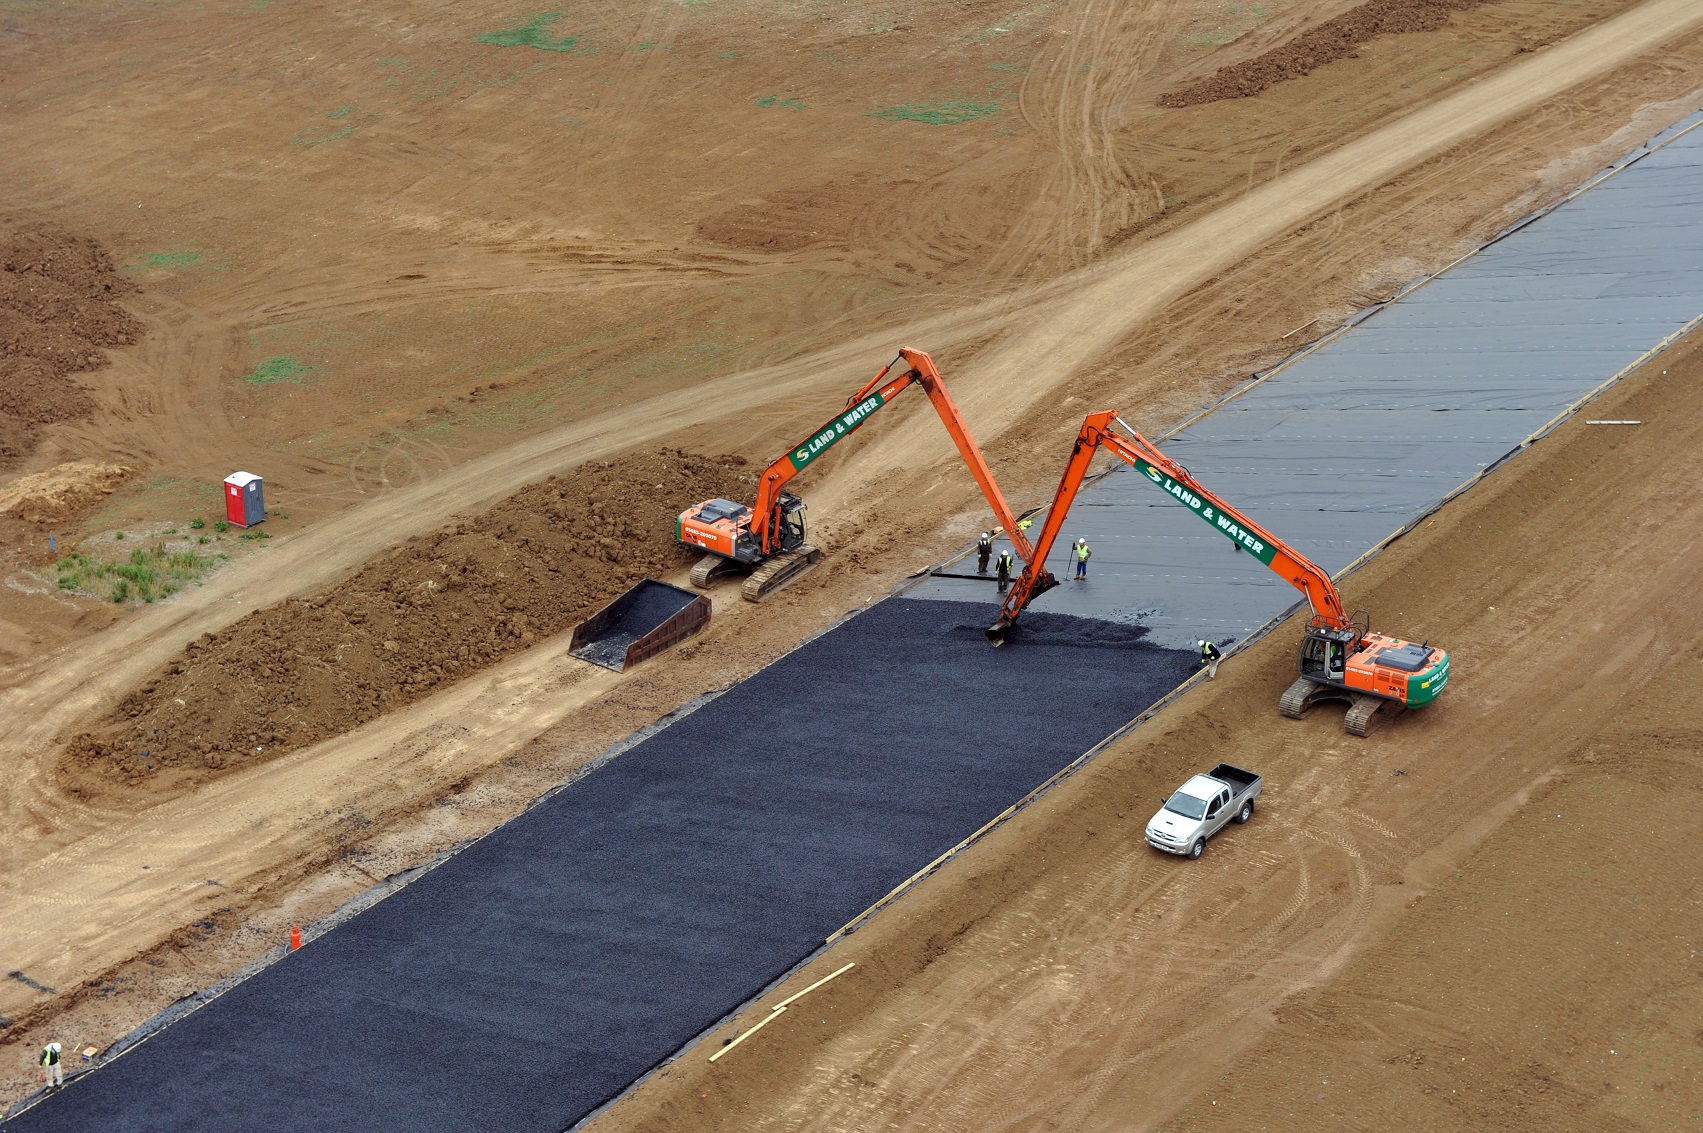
[1135,457,1277,566]
[788,391,889,472]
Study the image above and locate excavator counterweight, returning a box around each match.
[677,347,1028,602]
[988,412,1449,733]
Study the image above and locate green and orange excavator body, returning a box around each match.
[988,411,1448,734]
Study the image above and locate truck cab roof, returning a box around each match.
[1177,774,1226,800]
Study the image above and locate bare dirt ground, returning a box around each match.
[598,280,1703,1133]
[58,449,754,795]
[2,0,1702,1110]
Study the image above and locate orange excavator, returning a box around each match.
[987,411,1450,735]
[678,347,1034,602]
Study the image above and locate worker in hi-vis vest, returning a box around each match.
[1073,538,1091,580]
[995,549,1015,595]
[1199,639,1223,679]
[40,1042,63,1088]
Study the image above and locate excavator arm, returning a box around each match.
[988,411,1351,642]
[750,347,1033,558]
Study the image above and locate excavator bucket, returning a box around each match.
[985,570,1056,645]
[570,579,711,672]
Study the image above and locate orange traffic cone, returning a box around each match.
[290,925,302,950]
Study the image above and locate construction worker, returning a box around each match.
[1198,639,1223,679]
[39,1041,62,1089]
[976,532,993,574]
[995,548,1014,594]
[1073,538,1091,580]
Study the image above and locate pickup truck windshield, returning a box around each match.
[1164,793,1209,820]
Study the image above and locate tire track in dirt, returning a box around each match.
[755,825,1339,1133]
[576,1,693,196]
[225,246,764,328]
[987,0,1180,282]
[757,754,1396,1133]
[732,734,1410,1133]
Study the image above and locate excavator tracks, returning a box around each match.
[1343,693,1389,737]
[741,545,821,602]
[1281,678,1391,736]
[1278,677,1323,720]
[689,554,738,589]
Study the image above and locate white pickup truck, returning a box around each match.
[1145,763,1262,859]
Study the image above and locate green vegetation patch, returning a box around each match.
[868,99,998,126]
[293,125,355,146]
[291,104,374,147]
[133,249,202,271]
[55,545,225,606]
[241,355,312,385]
[755,96,805,110]
[475,12,581,51]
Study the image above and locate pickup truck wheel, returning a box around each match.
[1188,838,1205,860]
[1236,800,1253,824]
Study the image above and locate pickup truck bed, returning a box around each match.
[1207,762,1259,794]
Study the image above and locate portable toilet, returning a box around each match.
[223,471,265,528]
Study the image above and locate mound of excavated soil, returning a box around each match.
[0,461,132,522]
[63,450,754,787]
[1158,0,1489,108]
[0,229,143,466]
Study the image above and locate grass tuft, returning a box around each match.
[241,355,312,385]
[55,545,226,606]
[475,13,581,51]
[867,100,998,126]
[133,250,202,271]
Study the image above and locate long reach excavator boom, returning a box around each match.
[988,411,1449,735]
[679,347,1031,602]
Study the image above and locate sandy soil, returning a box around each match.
[2,0,1703,1110]
[595,275,1703,1133]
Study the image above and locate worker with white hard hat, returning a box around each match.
[39,1041,63,1089]
[1198,639,1223,679]
[976,531,994,574]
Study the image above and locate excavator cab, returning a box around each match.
[1299,614,1369,686]
[774,492,808,553]
[1299,631,1350,684]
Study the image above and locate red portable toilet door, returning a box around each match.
[226,482,247,526]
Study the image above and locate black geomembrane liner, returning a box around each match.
[11,601,1192,1133]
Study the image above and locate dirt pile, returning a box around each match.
[0,461,133,522]
[62,450,753,787]
[1158,0,1490,108]
[0,229,144,467]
